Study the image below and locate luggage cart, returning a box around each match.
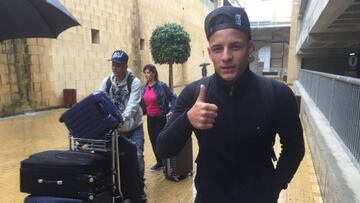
[69,130,130,203]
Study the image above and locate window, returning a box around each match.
[91,29,100,44]
[140,38,145,50]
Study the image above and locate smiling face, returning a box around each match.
[207,28,254,83]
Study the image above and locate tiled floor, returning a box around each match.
[0,108,323,203]
[275,131,323,203]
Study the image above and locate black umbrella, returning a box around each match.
[0,0,80,42]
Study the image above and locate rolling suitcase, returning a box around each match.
[24,191,112,203]
[164,138,193,181]
[117,135,144,202]
[20,150,111,200]
[59,91,122,139]
[69,132,140,202]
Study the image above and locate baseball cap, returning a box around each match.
[204,6,251,40]
[109,50,129,64]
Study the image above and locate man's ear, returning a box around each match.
[207,46,213,61]
[248,40,255,52]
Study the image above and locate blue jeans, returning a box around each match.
[120,125,145,182]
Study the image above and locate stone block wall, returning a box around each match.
[138,0,215,85]
[0,0,215,116]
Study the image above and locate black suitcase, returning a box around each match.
[24,191,112,203]
[164,138,193,181]
[59,91,122,139]
[20,150,111,200]
[117,135,144,202]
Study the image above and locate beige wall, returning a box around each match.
[287,0,301,85]
[138,0,215,85]
[0,0,215,116]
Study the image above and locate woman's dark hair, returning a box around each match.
[143,64,158,81]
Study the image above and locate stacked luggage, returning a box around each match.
[20,91,142,203]
[20,150,112,201]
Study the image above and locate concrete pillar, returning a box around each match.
[287,0,301,85]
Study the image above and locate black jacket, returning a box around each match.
[158,69,305,202]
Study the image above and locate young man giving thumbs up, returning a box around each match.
[157,6,305,203]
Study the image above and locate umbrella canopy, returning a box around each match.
[0,0,80,42]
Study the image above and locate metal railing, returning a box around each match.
[298,69,360,163]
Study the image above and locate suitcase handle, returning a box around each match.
[97,97,123,121]
[37,179,63,185]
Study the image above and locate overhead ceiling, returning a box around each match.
[297,0,360,57]
[251,26,290,51]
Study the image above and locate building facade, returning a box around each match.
[0,0,217,116]
[288,0,360,202]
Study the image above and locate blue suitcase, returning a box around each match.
[59,91,122,139]
[24,192,112,203]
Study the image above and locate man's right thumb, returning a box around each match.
[196,84,206,102]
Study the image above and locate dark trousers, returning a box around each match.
[147,115,166,165]
[194,184,280,203]
[194,194,278,203]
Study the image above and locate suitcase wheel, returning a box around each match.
[172,177,180,182]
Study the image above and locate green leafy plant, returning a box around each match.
[150,23,191,90]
